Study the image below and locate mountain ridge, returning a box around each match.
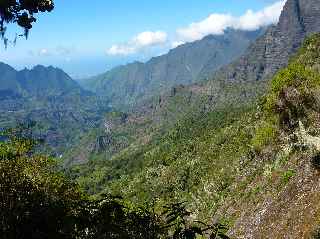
[0,63,86,99]
[0,63,109,154]
[82,28,265,109]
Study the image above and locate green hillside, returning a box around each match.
[5,0,320,238]
[68,34,320,238]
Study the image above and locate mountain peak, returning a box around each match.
[0,62,16,72]
[31,64,59,72]
[0,62,82,97]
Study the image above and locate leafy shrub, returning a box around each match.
[0,125,232,238]
[265,64,320,114]
[0,125,85,239]
[281,169,296,184]
[251,117,278,151]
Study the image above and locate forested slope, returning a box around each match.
[69,34,320,238]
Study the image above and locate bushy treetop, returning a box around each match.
[0,0,54,46]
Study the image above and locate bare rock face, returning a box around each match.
[299,0,320,34]
[216,0,320,83]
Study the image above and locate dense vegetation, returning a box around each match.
[67,34,320,237]
[3,34,320,238]
[2,0,320,237]
[0,124,231,238]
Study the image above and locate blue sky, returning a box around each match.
[0,0,285,78]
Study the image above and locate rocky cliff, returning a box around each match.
[215,0,320,83]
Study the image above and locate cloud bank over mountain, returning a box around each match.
[177,0,286,42]
[106,31,168,56]
[106,0,286,56]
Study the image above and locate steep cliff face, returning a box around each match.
[216,0,320,83]
[298,0,320,34]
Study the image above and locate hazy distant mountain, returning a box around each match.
[0,63,82,99]
[0,63,109,154]
[82,28,265,109]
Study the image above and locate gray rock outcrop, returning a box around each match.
[216,0,320,83]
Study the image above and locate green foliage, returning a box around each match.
[62,34,320,238]
[0,125,231,238]
[264,34,320,120]
[0,126,153,238]
[160,202,230,239]
[292,33,320,68]
[265,64,320,113]
[251,116,278,151]
[281,169,296,184]
[0,125,85,238]
[71,107,255,222]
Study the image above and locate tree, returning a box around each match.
[0,0,54,47]
[0,125,85,239]
[161,202,230,239]
[0,125,231,238]
[0,125,161,238]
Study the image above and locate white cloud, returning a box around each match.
[171,41,185,48]
[56,46,75,56]
[38,48,50,56]
[177,0,286,42]
[106,31,167,56]
[31,46,75,57]
[134,31,167,47]
[105,1,286,55]
[237,1,286,31]
[107,45,136,56]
